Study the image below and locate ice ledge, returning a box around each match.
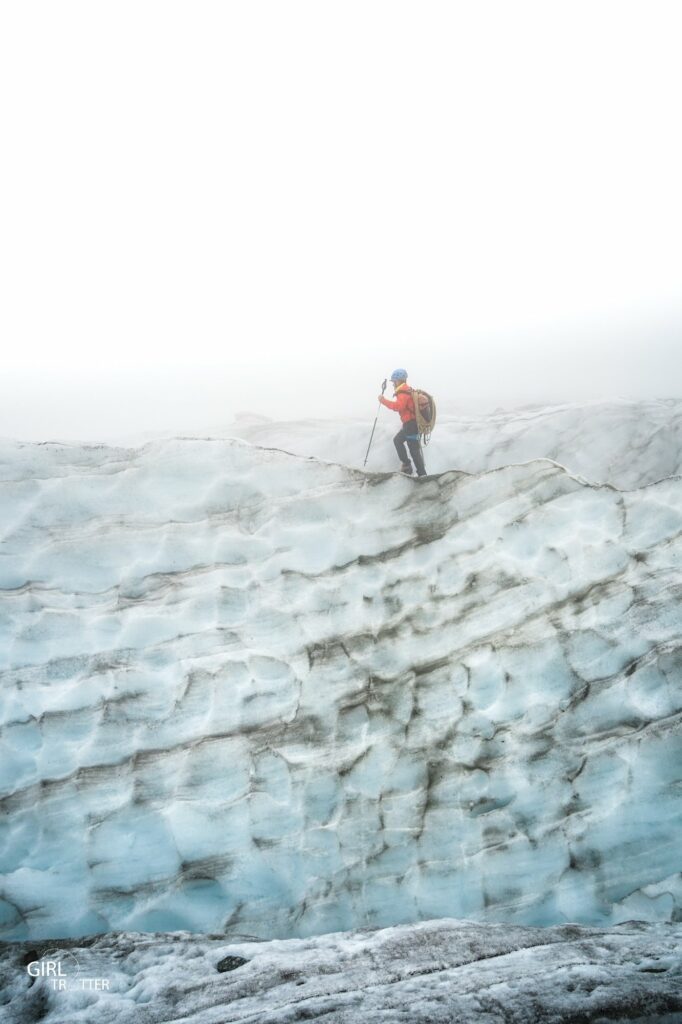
[2,434,682,493]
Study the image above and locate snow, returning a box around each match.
[0,400,680,946]
[1,918,680,1023]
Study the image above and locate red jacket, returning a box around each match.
[379,383,415,423]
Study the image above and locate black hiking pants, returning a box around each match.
[393,419,426,476]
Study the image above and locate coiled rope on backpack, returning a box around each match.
[412,389,437,447]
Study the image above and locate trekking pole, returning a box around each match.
[363,379,387,466]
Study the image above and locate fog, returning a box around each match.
[1,1,681,442]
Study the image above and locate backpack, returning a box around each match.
[410,388,437,445]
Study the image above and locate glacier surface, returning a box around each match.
[0,405,681,943]
[2,918,681,1023]
[222,397,682,487]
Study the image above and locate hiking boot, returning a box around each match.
[400,462,413,475]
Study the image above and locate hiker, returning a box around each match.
[378,369,427,477]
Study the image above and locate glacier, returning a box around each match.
[2,918,681,1023]
[222,397,682,487]
[0,401,681,949]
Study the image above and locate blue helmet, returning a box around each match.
[390,368,408,382]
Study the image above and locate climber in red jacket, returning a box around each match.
[378,369,427,476]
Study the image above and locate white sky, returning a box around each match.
[1,0,681,441]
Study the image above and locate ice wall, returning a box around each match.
[0,431,680,940]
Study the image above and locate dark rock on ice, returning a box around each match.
[216,953,249,972]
